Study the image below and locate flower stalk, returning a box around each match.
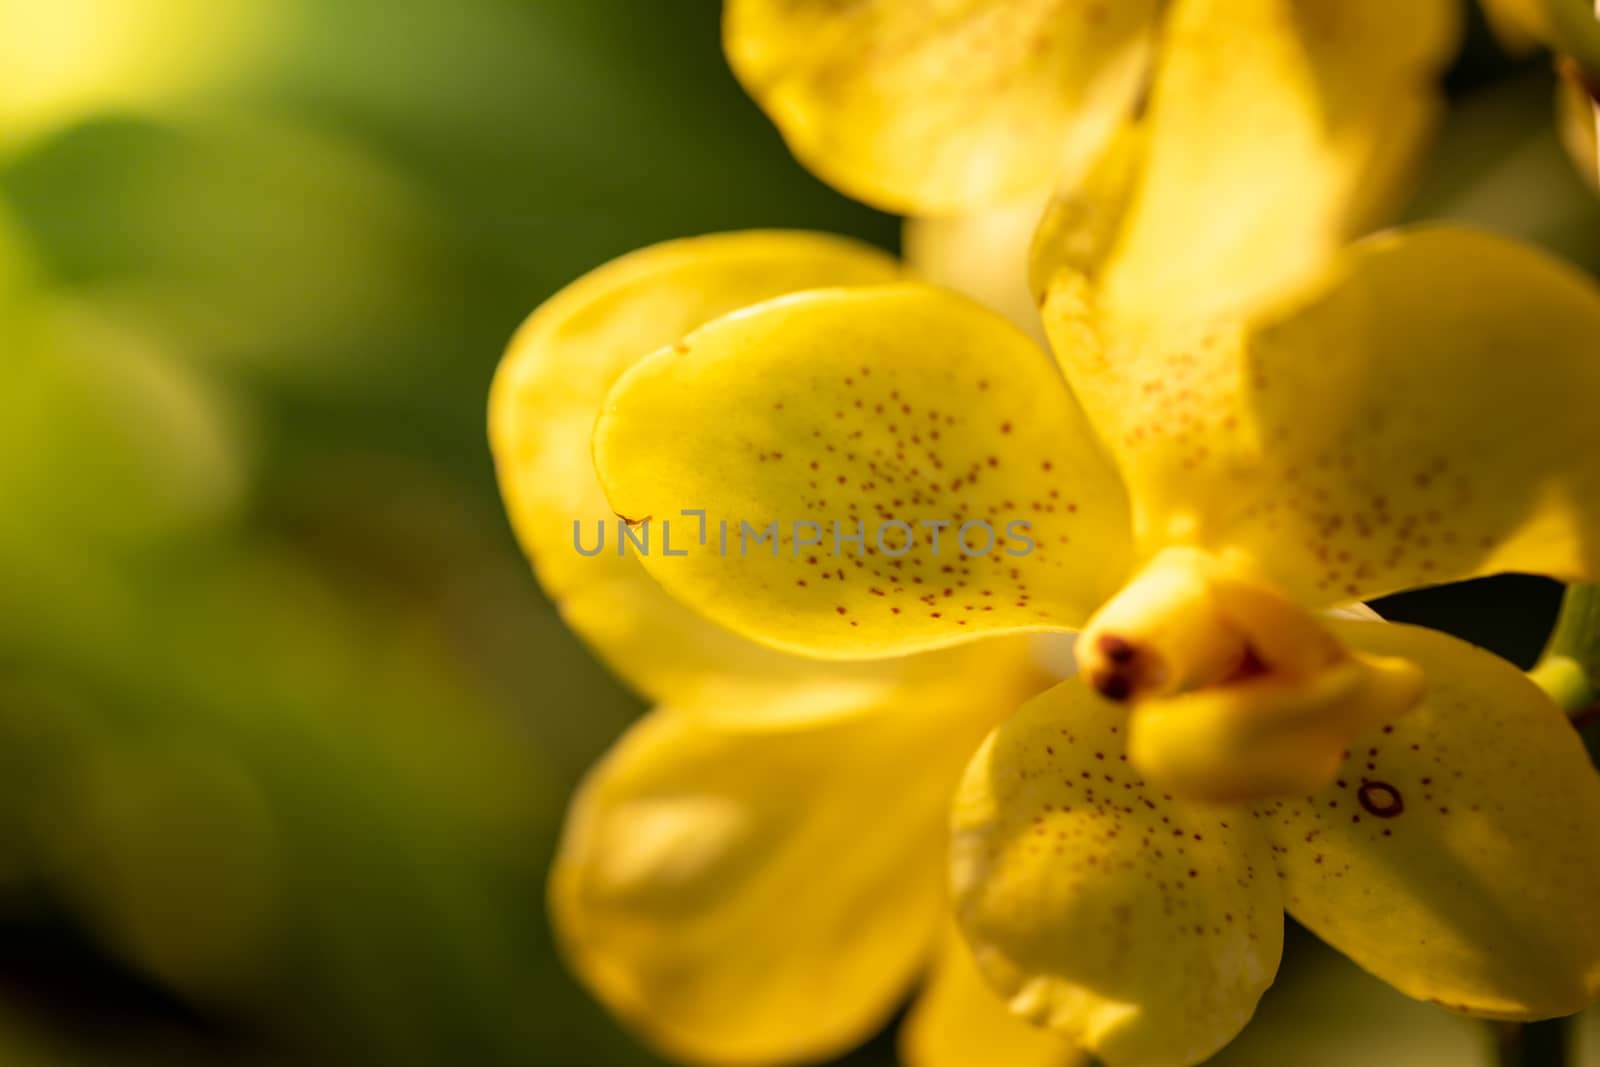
[1530,583,1600,716]
[1514,582,1600,1064]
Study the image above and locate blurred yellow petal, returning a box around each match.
[724,0,1159,215]
[0,0,279,153]
[1480,0,1600,66]
[1094,0,1457,324]
[1481,0,1554,51]
[491,231,907,708]
[904,194,1051,346]
[0,299,246,547]
[901,931,1085,1067]
[552,680,1016,1067]
[951,680,1283,1067]
[1549,0,1600,74]
[1207,226,1600,604]
[1558,56,1600,189]
[44,116,451,380]
[594,284,1134,659]
[1261,620,1600,1020]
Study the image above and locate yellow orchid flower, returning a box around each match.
[577,0,1600,1064]
[490,231,1089,1066]
[496,32,1145,1063]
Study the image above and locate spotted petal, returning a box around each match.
[1207,226,1600,604]
[724,0,1160,215]
[491,231,914,709]
[951,680,1283,1067]
[1259,620,1600,1019]
[1035,0,1458,504]
[551,681,1016,1066]
[594,284,1134,659]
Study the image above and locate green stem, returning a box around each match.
[1529,583,1600,715]
[1495,1019,1569,1067]
[1545,0,1600,82]
[1511,586,1600,1064]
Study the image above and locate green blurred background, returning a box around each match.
[0,2,1596,1065]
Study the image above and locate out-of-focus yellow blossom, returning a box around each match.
[724,0,1161,217]
[584,0,1600,1063]
[0,0,278,155]
[1481,0,1600,186]
[1483,0,1556,46]
[1558,55,1600,187]
[0,2,445,388]
[1483,0,1600,59]
[0,0,286,579]
[0,211,246,561]
[491,232,1085,1066]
